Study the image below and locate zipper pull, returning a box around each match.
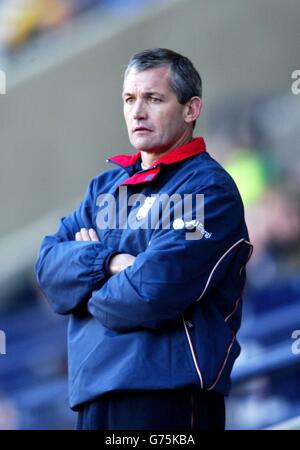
[185,321,194,330]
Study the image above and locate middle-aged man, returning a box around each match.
[35,48,253,430]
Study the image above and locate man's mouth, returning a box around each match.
[133,127,152,133]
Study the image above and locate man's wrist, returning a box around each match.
[104,252,120,277]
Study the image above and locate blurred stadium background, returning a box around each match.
[0,0,300,430]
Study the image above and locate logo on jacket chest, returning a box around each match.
[135,196,157,221]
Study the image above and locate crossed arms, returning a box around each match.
[35,177,245,331]
[75,227,135,276]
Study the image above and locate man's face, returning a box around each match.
[123,66,190,154]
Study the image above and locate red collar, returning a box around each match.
[107,137,206,186]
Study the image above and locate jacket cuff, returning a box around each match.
[91,247,118,287]
[103,251,120,278]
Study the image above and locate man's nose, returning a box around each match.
[132,100,147,120]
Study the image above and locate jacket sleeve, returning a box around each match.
[35,179,115,315]
[88,183,251,331]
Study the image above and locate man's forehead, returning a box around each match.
[123,66,171,93]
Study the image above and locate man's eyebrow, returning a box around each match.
[144,91,165,98]
[122,91,165,98]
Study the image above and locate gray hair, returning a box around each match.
[124,48,202,128]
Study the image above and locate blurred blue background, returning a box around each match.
[0,0,300,430]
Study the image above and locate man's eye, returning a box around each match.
[150,97,161,103]
[125,98,134,103]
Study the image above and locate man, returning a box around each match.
[35,48,252,430]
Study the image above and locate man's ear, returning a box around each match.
[184,97,202,124]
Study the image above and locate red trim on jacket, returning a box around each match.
[107,137,206,186]
[107,152,141,168]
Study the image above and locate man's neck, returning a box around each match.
[140,134,193,169]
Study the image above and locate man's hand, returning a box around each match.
[109,253,136,276]
[75,228,99,241]
[75,228,136,275]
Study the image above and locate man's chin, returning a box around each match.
[130,138,159,153]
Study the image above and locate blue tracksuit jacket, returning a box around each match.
[35,137,252,409]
